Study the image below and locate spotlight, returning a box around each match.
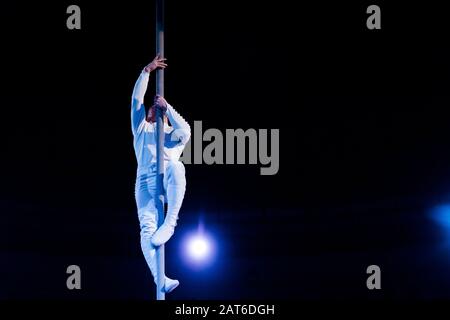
[429,204,450,246]
[180,223,217,269]
[431,204,450,228]
[187,235,210,261]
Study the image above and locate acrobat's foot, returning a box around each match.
[164,277,179,293]
[151,223,175,246]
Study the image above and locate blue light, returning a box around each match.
[429,204,450,249]
[187,234,211,261]
[430,204,450,229]
[180,222,217,269]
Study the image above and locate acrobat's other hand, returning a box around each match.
[153,95,168,113]
[144,54,168,73]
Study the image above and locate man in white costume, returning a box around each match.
[131,55,191,293]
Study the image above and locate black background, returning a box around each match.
[2,1,450,299]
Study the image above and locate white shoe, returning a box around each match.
[164,277,179,293]
[151,222,175,246]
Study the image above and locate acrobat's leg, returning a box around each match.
[151,160,186,246]
[138,202,158,280]
[136,175,179,293]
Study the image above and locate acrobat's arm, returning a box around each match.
[154,95,191,145]
[131,55,168,135]
[166,103,191,145]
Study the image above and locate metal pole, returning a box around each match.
[155,0,165,301]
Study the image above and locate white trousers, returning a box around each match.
[135,160,186,283]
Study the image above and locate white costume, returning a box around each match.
[131,70,191,293]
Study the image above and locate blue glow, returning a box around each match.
[429,204,450,249]
[187,234,211,260]
[179,221,217,270]
[430,204,450,229]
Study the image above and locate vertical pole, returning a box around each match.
[155,0,165,301]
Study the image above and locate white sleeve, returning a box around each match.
[131,71,149,135]
[166,103,191,145]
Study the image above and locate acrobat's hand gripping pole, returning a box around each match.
[155,0,165,301]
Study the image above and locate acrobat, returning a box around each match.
[131,55,191,293]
